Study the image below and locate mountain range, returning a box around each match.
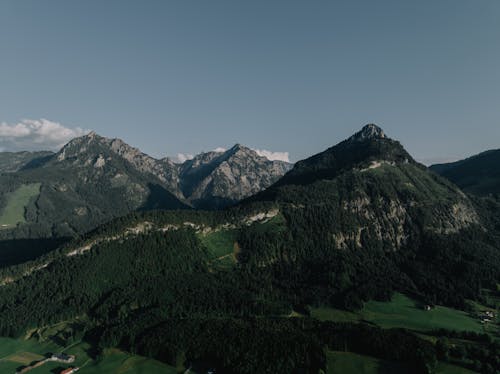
[0,124,498,373]
[0,133,291,243]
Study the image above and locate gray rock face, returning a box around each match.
[179,144,293,208]
[51,133,292,209]
[54,132,182,197]
[348,123,386,142]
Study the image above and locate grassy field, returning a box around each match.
[198,214,287,269]
[326,351,478,374]
[77,348,176,374]
[0,336,177,374]
[199,229,238,259]
[326,351,407,374]
[0,336,60,373]
[0,183,41,228]
[312,293,484,333]
[362,293,483,332]
[435,362,478,374]
[199,229,239,270]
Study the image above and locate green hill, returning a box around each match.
[430,149,500,197]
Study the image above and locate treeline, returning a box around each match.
[434,333,500,374]
[100,318,436,374]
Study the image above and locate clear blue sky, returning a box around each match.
[0,0,499,163]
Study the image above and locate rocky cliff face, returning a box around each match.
[52,133,292,209]
[53,132,182,197]
[180,144,292,209]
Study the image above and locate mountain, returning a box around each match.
[0,133,291,264]
[274,124,411,186]
[430,149,500,196]
[55,133,292,209]
[0,151,53,173]
[0,124,498,373]
[0,134,291,237]
[0,132,188,242]
[179,144,292,209]
[251,124,480,252]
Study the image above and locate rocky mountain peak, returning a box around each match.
[228,143,252,155]
[273,123,413,187]
[349,124,386,142]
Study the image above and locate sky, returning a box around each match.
[0,0,499,164]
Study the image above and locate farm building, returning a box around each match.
[50,353,75,363]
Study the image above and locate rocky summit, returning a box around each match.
[348,123,386,142]
[180,144,292,209]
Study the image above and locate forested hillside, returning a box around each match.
[0,134,291,269]
[431,149,500,197]
[0,125,498,373]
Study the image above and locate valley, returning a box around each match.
[0,291,495,374]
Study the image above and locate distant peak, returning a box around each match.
[67,130,104,143]
[349,124,386,142]
[79,130,101,140]
[230,143,244,151]
[228,143,252,154]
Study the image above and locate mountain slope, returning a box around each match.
[1,125,496,309]
[0,151,53,173]
[0,132,188,241]
[250,124,479,251]
[179,144,292,209]
[430,149,500,196]
[0,133,292,242]
[274,124,412,186]
[237,125,500,310]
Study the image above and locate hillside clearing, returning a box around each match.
[312,293,484,333]
[0,183,41,227]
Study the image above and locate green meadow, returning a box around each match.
[312,293,484,333]
[0,183,41,228]
[326,351,407,374]
[199,229,238,259]
[0,337,176,374]
[326,351,477,374]
[78,348,176,374]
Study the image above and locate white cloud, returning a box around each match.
[213,147,226,153]
[176,153,194,163]
[253,149,290,162]
[0,119,90,152]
